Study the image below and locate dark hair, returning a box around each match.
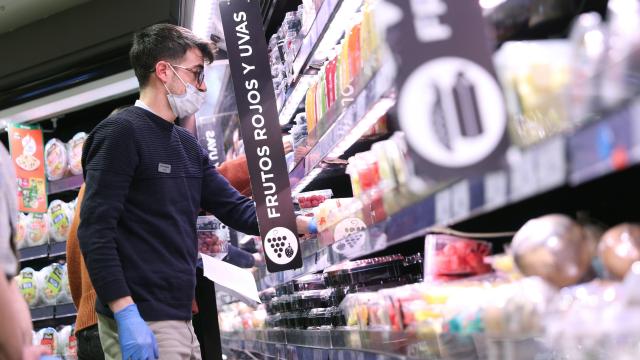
[130,23,216,88]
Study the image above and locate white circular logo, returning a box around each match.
[398,57,507,168]
[332,218,368,255]
[264,227,298,265]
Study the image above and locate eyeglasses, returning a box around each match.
[170,64,205,86]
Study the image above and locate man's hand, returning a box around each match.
[114,304,159,360]
[296,216,317,235]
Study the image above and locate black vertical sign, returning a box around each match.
[220,0,302,272]
[384,0,509,181]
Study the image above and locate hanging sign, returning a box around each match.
[220,0,302,272]
[7,123,47,213]
[383,0,509,181]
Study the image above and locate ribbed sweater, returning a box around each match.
[77,106,259,321]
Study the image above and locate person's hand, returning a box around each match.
[114,304,159,360]
[296,216,317,235]
[21,345,51,360]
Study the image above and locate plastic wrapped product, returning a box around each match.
[26,213,49,247]
[57,325,77,357]
[35,327,58,354]
[45,139,68,181]
[424,234,492,277]
[59,263,72,304]
[48,200,73,243]
[17,267,40,307]
[599,223,640,280]
[39,263,65,306]
[196,215,229,259]
[512,214,592,288]
[14,213,28,249]
[67,132,87,175]
[295,189,333,209]
[494,40,573,147]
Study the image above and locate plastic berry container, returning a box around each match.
[424,234,492,276]
[275,282,290,297]
[323,255,405,288]
[307,308,335,329]
[291,290,325,310]
[402,254,424,282]
[295,189,333,209]
[288,273,326,293]
[259,288,276,303]
[196,216,229,257]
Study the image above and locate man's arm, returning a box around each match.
[200,151,260,236]
[201,149,314,236]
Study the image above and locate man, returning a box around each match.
[0,143,53,360]
[68,119,288,359]
[78,24,312,360]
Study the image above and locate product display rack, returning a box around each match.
[219,1,640,359]
[256,98,640,291]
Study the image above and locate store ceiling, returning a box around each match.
[0,0,90,34]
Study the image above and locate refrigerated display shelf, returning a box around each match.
[220,330,538,360]
[257,99,640,291]
[47,174,83,195]
[278,0,361,126]
[19,241,66,266]
[31,303,77,328]
[290,59,396,193]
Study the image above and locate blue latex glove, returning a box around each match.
[114,304,159,360]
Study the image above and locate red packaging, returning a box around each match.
[348,22,362,82]
[424,234,492,276]
[325,56,337,109]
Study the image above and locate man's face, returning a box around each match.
[166,47,207,94]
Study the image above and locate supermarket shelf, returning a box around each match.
[47,174,83,195]
[221,330,502,360]
[18,244,49,262]
[20,241,66,266]
[290,60,396,194]
[31,303,77,328]
[277,0,338,125]
[257,99,640,291]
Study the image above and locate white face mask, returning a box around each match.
[163,64,206,118]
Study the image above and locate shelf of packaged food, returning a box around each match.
[221,330,506,360]
[257,99,640,291]
[277,0,363,126]
[47,174,83,195]
[20,241,66,265]
[30,303,77,328]
[289,60,396,194]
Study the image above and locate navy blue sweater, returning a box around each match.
[78,106,259,321]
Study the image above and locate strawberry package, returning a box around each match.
[197,215,229,259]
[424,234,492,277]
[294,189,333,209]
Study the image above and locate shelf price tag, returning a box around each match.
[451,180,471,221]
[435,189,452,225]
[509,148,537,201]
[484,170,508,210]
[220,0,302,272]
[535,136,567,192]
